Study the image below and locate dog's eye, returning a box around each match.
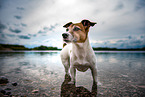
[66,28,69,32]
[73,27,80,31]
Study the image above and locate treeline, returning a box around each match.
[32,45,60,50]
[0,44,60,50]
[0,44,145,51]
[0,44,29,50]
[93,47,145,51]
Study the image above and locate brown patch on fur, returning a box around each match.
[63,43,67,48]
[63,20,96,43]
[73,23,89,43]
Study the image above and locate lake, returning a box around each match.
[0,51,145,96]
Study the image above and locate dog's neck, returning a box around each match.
[72,37,91,57]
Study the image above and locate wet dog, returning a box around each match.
[60,19,97,84]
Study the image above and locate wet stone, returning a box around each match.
[0,89,6,95]
[0,93,4,97]
[0,76,9,84]
[5,92,11,95]
[5,88,11,90]
[32,90,39,93]
[12,82,17,86]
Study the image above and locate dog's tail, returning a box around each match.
[63,43,67,48]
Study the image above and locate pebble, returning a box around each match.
[32,90,39,93]
[5,88,11,90]
[12,82,17,86]
[5,91,11,95]
[0,89,6,95]
[0,76,9,84]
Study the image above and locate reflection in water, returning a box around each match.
[0,51,145,96]
[61,74,97,97]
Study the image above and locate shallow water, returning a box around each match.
[0,51,145,96]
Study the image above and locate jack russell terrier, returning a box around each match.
[60,19,97,85]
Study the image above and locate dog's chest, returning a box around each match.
[70,52,94,72]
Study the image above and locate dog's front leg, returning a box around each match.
[69,66,76,84]
[91,65,98,84]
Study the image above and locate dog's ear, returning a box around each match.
[81,20,96,27]
[63,22,73,28]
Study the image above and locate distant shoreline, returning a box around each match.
[0,50,145,53]
[0,44,145,51]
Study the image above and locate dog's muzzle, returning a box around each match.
[62,33,69,39]
[62,33,71,42]
[62,32,77,43]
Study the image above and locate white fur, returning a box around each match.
[60,37,97,84]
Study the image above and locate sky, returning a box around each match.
[0,0,145,49]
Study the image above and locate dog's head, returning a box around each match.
[62,19,96,43]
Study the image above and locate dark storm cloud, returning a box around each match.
[14,15,22,19]
[18,35,30,39]
[128,36,132,39]
[0,33,5,38]
[16,7,25,10]
[38,24,57,34]
[116,40,124,43]
[28,34,37,37]
[92,35,145,49]
[48,25,55,31]
[6,34,15,37]
[135,0,145,11]
[140,35,145,39]
[43,25,56,31]
[21,23,27,27]
[38,30,47,34]
[9,28,21,33]
[116,35,145,48]
[114,2,124,11]
[0,0,3,9]
[0,33,6,44]
[0,22,7,32]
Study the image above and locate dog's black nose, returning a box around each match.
[62,33,69,38]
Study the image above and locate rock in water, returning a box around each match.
[5,88,11,90]
[12,82,17,86]
[0,76,9,84]
[32,90,39,93]
[0,89,6,95]
[5,92,11,95]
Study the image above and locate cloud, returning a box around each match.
[14,15,22,19]
[28,34,37,37]
[18,35,30,39]
[38,30,47,34]
[9,28,21,33]
[37,24,58,35]
[91,35,145,48]
[0,0,144,48]
[21,23,27,27]
[0,33,5,38]
[6,34,16,37]
[0,22,7,33]
[47,25,55,31]
[128,36,132,39]
[16,7,24,10]
[135,0,145,11]
[114,2,124,11]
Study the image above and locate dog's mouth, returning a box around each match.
[63,39,71,42]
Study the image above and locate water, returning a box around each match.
[0,51,145,96]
